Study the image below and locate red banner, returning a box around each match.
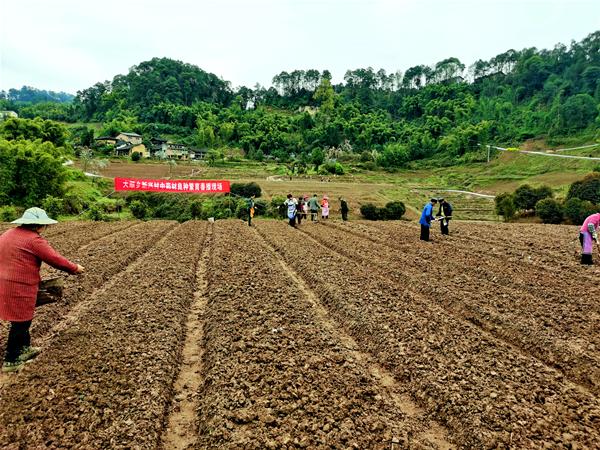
[115,177,230,193]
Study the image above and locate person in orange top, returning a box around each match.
[0,208,84,372]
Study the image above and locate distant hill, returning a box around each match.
[1,86,74,103]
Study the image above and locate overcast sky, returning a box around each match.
[1,0,598,94]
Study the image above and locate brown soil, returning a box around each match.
[0,219,598,449]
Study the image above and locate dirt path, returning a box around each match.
[161,224,213,450]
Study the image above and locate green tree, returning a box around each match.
[535,198,563,224]
[0,139,67,206]
[563,197,598,225]
[494,192,516,221]
[557,94,597,131]
[310,148,325,170]
[567,173,600,204]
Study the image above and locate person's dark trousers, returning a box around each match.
[247,212,252,227]
[580,232,593,264]
[311,210,318,221]
[440,220,449,235]
[420,225,430,241]
[296,213,302,225]
[288,217,296,227]
[4,320,32,363]
[342,211,348,221]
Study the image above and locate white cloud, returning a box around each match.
[1,0,598,93]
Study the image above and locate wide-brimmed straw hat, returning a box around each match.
[12,207,58,225]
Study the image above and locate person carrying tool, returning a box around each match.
[579,211,600,265]
[436,197,453,235]
[0,208,85,372]
[419,198,438,241]
[284,194,298,228]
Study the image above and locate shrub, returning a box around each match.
[87,203,107,221]
[360,203,381,220]
[129,200,147,219]
[42,196,64,219]
[62,192,88,214]
[514,184,553,210]
[320,161,345,175]
[563,198,598,225]
[513,184,553,211]
[535,198,564,224]
[567,173,600,205]
[0,206,18,222]
[269,195,287,218]
[254,199,268,216]
[495,192,516,221]
[190,200,203,219]
[230,182,262,198]
[382,201,406,220]
[131,151,141,162]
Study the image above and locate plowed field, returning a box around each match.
[0,219,598,449]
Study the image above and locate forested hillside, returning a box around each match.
[2,31,598,167]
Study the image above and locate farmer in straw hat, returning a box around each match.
[0,207,85,372]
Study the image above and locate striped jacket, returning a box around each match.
[0,227,78,321]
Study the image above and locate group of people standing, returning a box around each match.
[284,194,349,227]
[419,197,453,241]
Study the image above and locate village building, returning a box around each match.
[94,136,118,146]
[115,132,143,145]
[150,137,190,160]
[115,141,149,158]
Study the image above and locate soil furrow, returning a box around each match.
[194,222,451,448]
[161,223,212,450]
[305,221,600,394]
[252,226,454,449]
[0,221,206,449]
[256,220,600,448]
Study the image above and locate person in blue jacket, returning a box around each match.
[419,198,438,241]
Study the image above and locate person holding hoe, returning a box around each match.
[419,198,438,241]
[579,211,600,265]
[0,208,85,372]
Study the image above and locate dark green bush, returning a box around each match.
[382,201,406,220]
[495,192,516,221]
[567,173,600,205]
[131,151,141,162]
[535,198,564,224]
[230,182,262,198]
[129,200,147,219]
[360,203,381,220]
[563,197,598,225]
[513,184,553,211]
[190,200,203,219]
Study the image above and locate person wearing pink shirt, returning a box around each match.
[579,212,600,265]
